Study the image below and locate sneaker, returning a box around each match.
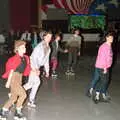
[14,110,26,120]
[101,94,111,103]
[0,109,8,119]
[27,101,36,108]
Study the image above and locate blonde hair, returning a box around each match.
[43,31,52,37]
[14,40,26,53]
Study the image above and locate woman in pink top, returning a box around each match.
[87,32,114,104]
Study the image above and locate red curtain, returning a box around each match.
[10,0,38,31]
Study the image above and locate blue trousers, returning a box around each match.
[90,68,109,94]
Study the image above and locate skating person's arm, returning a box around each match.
[44,59,49,77]
[58,45,68,53]
[44,52,50,77]
[30,44,41,70]
[57,42,64,53]
[30,44,43,76]
[51,41,57,56]
[103,46,113,74]
[95,43,113,74]
[5,69,13,88]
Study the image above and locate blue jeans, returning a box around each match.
[90,68,109,94]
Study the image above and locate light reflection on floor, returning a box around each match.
[0,56,120,120]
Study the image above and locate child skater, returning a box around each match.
[0,40,30,120]
[23,32,52,107]
[87,32,114,104]
[65,29,82,75]
[50,33,68,77]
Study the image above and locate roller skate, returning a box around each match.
[27,101,36,108]
[65,68,71,75]
[51,70,58,78]
[69,67,75,75]
[0,109,8,120]
[14,110,26,120]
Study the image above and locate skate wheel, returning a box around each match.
[14,117,27,120]
[65,73,70,75]
[14,117,19,120]
[0,118,7,120]
[14,117,17,120]
[52,76,57,78]
[21,117,27,120]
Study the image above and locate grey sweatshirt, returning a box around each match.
[30,41,50,74]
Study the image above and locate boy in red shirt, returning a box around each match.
[0,40,30,120]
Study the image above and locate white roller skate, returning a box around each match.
[14,110,27,120]
[51,70,58,78]
[65,69,71,75]
[0,109,8,120]
[69,68,75,75]
[27,101,36,108]
[0,117,7,120]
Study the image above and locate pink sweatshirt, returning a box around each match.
[95,42,113,69]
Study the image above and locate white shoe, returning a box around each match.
[27,102,36,108]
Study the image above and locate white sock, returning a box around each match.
[8,93,11,98]
[102,93,106,99]
[16,107,22,112]
[89,88,93,94]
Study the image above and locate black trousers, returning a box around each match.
[67,49,78,70]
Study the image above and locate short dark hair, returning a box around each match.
[105,32,114,38]
[43,31,52,37]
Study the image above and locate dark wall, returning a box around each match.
[42,20,68,33]
[108,7,120,21]
[0,0,9,32]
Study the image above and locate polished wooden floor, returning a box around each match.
[0,55,120,120]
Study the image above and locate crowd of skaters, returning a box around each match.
[4,28,46,55]
[0,27,117,120]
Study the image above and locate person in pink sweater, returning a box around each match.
[87,32,114,104]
